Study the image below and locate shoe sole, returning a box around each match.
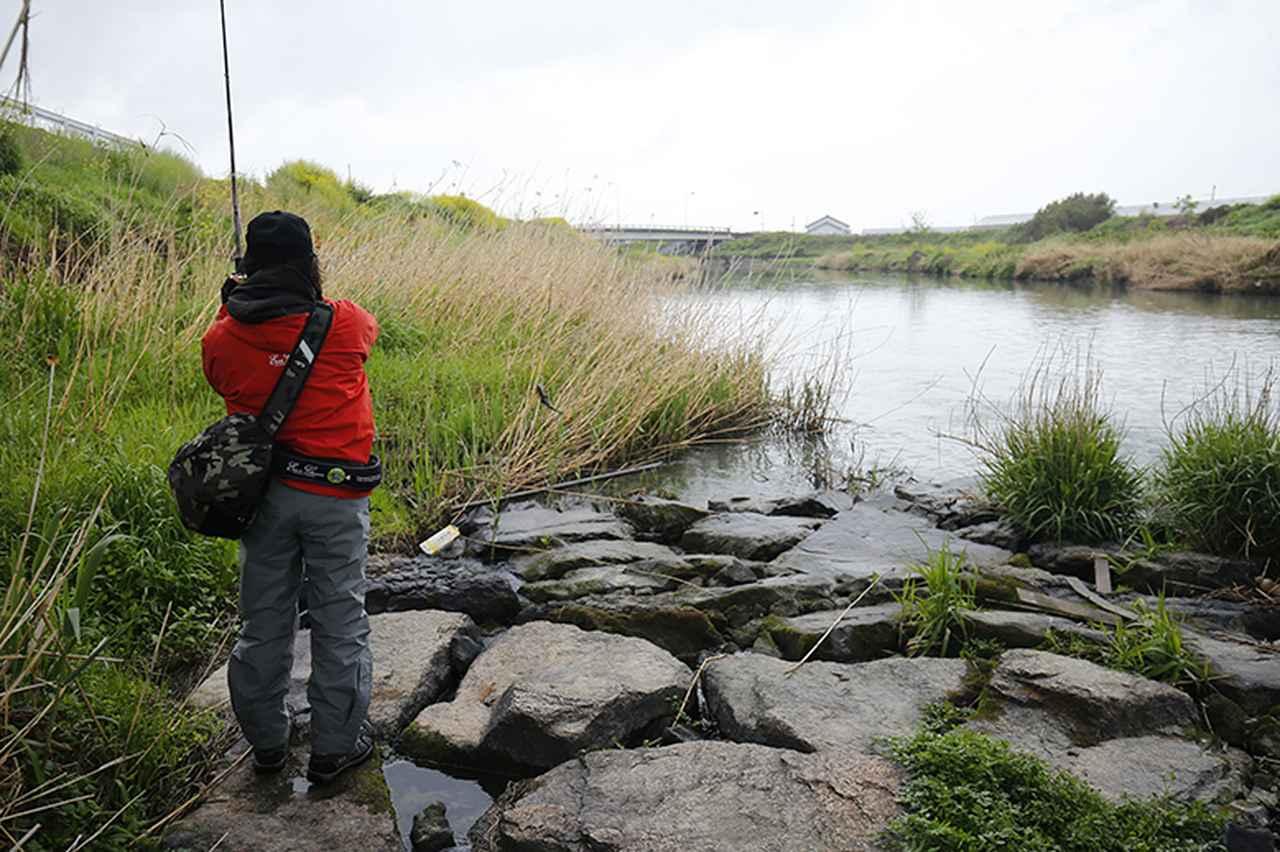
[253,757,287,774]
[306,739,375,784]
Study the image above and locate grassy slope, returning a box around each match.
[715,200,1280,293]
[0,122,792,847]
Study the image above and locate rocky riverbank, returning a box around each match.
[165,479,1279,851]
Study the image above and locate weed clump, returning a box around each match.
[895,543,976,657]
[886,726,1226,851]
[1155,369,1280,563]
[975,357,1143,544]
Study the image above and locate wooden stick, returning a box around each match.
[784,575,881,676]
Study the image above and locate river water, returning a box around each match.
[641,270,1280,503]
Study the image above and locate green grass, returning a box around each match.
[1042,598,1209,692]
[895,543,977,657]
[1155,370,1280,563]
[886,724,1226,851]
[975,359,1143,544]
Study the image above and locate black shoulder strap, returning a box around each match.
[259,303,334,438]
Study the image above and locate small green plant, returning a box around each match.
[0,124,23,176]
[886,726,1226,851]
[1042,598,1209,691]
[1155,368,1280,563]
[895,542,976,657]
[975,355,1143,544]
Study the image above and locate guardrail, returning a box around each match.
[581,224,738,235]
[1,97,138,148]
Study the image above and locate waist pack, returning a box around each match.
[169,304,335,539]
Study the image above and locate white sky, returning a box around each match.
[9,0,1280,231]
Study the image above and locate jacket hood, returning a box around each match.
[220,264,319,324]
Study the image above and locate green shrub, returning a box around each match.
[896,543,976,657]
[887,726,1226,851]
[0,124,23,176]
[977,360,1142,543]
[1155,370,1280,562]
[1043,597,1208,691]
[1014,192,1116,242]
[424,194,509,231]
[267,159,357,213]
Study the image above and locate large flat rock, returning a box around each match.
[165,744,398,851]
[469,741,902,852]
[773,498,1012,580]
[703,653,971,754]
[961,608,1108,649]
[1187,633,1280,715]
[365,558,520,623]
[521,563,678,602]
[403,622,690,771]
[756,603,902,663]
[467,501,633,557]
[707,491,851,518]
[680,512,822,561]
[970,649,1249,804]
[615,495,709,543]
[190,610,481,739]
[512,539,682,581]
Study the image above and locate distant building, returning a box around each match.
[805,215,851,236]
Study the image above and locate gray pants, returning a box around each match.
[228,480,372,756]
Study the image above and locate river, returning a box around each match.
[638,270,1280,503]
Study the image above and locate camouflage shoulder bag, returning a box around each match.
[168,303,334,539]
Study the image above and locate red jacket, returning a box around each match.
[202,299,379,498]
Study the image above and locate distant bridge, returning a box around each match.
[581,224,748,254]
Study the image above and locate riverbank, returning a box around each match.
[0,120,812,847]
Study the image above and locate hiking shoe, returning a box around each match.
[252,745,288,774]
[306,723,375,784]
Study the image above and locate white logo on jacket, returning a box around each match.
[268,353,288,367]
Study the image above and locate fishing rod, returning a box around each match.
[219,0,243,267]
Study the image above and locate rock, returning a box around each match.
[1026,544,1122,581]
[755,603,902,663]
[467,500,632,557]
[190,611,480,740]
[774,498,1012,580]
[410,802,454,852]
[894,476,998,530]
[403,622,690,771]
[365,558,520,624]
[1250,715,1280,759]
[512,539,683,582]
[958,519,1026,551]
[680,512,822,561]
[1122,551,1259,594]
[1187,633,1280,716]
[712,558,759,586]
[1117,594,1280,642]
[615,495,709,542]
[703,653,971,754]
[165,745,397,851]
[961,608,1107,649]
[1206,692,1252,747]
[469,741,902,852]
[707,491,851,519]
[521,563,677,602]
[971,649,1249,803]
[1224,824,1277,852]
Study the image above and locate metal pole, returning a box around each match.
[219,0,243,265]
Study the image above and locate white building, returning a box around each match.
[805,215,851,236]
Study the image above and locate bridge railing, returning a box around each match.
[1,97,138,149]
[580,224,739,235]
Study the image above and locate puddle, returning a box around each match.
[383,758,506,851]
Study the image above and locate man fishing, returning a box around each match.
[201,210,380,783]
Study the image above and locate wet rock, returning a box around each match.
[512,539,682,582]
[1122,551,1258,594]
[521,563,677,602]
[1186,633,1280,716]
[410,802,454,852]
[703,653,971,754]
[365,557,519,624]
[894,476,998,530]
[165,745,397,851]
[958,519,1026,551]
[403,622,690,771]
[680,512,822,561]
[961,608,1107,649]
[615,495,709,542]
[774,498,1012,580]
[469,741,902,852]
[755,603,902,663]
[971,649,1249,803]
[467,500,633,557]
[707,491,851,519]
[189,610,480,740]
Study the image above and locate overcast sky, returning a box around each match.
[9,0,1280,231]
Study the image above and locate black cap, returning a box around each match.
[244,211,314,268]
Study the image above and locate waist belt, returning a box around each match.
[273,451,383,491]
